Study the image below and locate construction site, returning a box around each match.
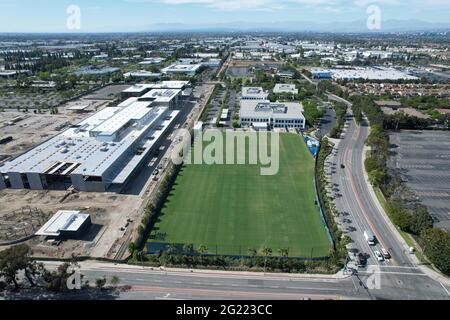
[0,82,215,261]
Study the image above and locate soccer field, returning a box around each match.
[148,133,332,258]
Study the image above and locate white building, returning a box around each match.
[273,84,298,95]
[329,67,418,81]
[241,87,268,100]
[162,63,202,76]
[240,100,305,130]
[35,210,91,239]
[123,71,161,80]
[121,81,190,99]
[0,83,185,192]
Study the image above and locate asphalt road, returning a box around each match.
[323,94,450,300]
[33,261,450,300]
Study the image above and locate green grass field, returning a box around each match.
[147,133,332,258]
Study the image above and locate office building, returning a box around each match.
[240,100,305,130]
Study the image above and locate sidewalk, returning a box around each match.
[41,260,351,281]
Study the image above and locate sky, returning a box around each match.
[0,0,449,33]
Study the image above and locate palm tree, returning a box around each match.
[262,247,272,257]
[183,244,194,254]
[278,248,289,258]
[197,245,208,255]
[167,243,178,255]
[248,248,257,257]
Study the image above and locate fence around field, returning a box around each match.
[313,140,336,249]
[146,241,330,261]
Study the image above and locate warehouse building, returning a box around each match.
[311,67,418,81]
[121,81,190,99]
[0,83,184,192]
[240,100,305,130]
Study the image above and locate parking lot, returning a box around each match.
[388,130,450,231]
[204,87,239,128]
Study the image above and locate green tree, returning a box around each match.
[197,245,208,255]
[278,248,289,258]
[262,247,272,257]
[128,242,136,255]
[95,277,107,290]
[386,201,411,231]
[110,275,120,287]
[420,228,450,275]
[248,248,257,257]
[0,244,43,289]
[410,206,434,236]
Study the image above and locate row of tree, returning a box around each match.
[352,97,450,276]
[329,102,348,139]
[315,138,351,269]
[0,245,120,292]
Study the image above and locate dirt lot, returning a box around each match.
[0,188,143,259]
[0,85,123,160]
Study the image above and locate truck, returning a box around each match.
[364,230,376,246]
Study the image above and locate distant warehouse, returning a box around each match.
[0,82,187,192]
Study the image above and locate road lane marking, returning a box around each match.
[440,283,450,296]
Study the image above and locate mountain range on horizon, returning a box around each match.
[142,19,450,33]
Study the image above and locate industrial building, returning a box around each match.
[0,82,186,192]
[35,210,92,239]
[121,81,191,99]
[329,67,418,81]
[311,69,332,79]
[240,100,305,130]
[311,67,418,81]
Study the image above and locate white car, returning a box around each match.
[374,251,384,262]
[381,248,391,259]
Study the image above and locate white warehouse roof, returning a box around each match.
[35,210,90,237]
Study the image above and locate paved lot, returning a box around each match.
[84,84,130,100]
[388,130,450,231]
